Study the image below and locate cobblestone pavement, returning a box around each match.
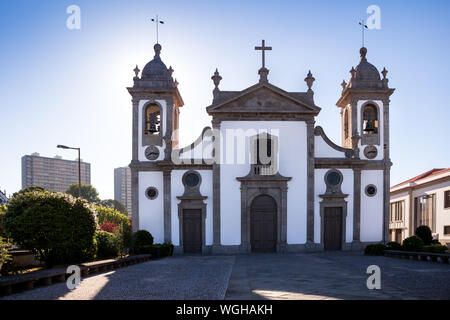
[1,256,234,300]
[225,251,450,300]
[2,252,449,300]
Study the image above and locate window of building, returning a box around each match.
[444,190,450,209]
[444,226,450,235]
[390,201,404,222]
[414,194,436,232]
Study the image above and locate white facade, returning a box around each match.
[129,44,393,253]
[390,169,450,245]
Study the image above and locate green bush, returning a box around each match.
[415,225,433,245]
[96,205,132,251]
[2,191,97,266]
[421,244,448,254]
[12,186,45,197]
[385,241,402,251]
[159,243,174,257]
[364,243,386,255]
[0,205,7,238]
[95,231,120,259]
[132,230,154,253]
[0,236,12,275]
[402,235,424,252]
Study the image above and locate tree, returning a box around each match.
[3,191,97,266]
[66,183,100,204]
[100,199,128,216]
[12,186,45,197]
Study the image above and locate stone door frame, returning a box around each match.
[319,196,348,251]
[177,197,207,254]
[237,174,291,253]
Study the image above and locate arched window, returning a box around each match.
[344,109,349,139]
[362,104,378,135]
[145,104,161,135]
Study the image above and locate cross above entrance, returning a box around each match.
[255,40,272,69]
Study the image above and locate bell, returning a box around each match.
[148,124,159,133]
[147,113,160,134]
[364,120,375,133]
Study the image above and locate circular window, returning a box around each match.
[145,187,158,200]
[326,171,342,186]
[184,172,200,187]
[365,184,377,197]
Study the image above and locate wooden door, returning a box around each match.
[183,209,202,253]
[250,195,277,253]
[324,207,343,251]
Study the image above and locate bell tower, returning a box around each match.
[128,43,184,163]
[336,47,394,161]
[127,43,184,233]
[337,47,395,243]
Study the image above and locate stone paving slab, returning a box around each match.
[1,256,235,300]
[225,252,450,300]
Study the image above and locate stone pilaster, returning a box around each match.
[352,167,361,249]
[211,120,221,253]
[306,120,315,244]
[163,169,172,243]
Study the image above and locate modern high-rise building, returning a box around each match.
[21,152,91,193]
[114,167,132,217]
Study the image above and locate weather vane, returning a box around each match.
[359,20,368,47]
[151,15,164,44]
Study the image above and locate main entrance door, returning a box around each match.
[323,207,343,251]
[250,195,277,253]
[183,209,202,253]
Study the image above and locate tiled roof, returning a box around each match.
[391,168,450,190]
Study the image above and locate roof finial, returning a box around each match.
[360,47,367,62]
[133,65,140,79]
[350,66,356,78]
[211,68,222,90]
[168,66,174,77]
[341,79,347,90]
[154,43,162,58]
[304,70,315,90]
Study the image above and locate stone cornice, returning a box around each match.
[336,87,395,108]
[127,86,184,107]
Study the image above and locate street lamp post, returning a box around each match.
[57,145,81,198]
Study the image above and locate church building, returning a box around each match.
[127,40,395,254]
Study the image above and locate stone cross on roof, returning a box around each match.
[255,39,272,69]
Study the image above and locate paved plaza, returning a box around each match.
[1,252,449,300]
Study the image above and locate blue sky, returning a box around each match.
[0,0,449,199]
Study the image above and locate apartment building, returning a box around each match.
[21,152,91,193]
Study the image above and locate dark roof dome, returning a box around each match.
[142,43,170,79]
[355,47,380,81]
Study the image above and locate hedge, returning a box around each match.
[95,205,132,251]
[364,243,386,255]
[2,191,97,266]
[95,231,120,259]
[402,235,424,252]
[0,205,6,238]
